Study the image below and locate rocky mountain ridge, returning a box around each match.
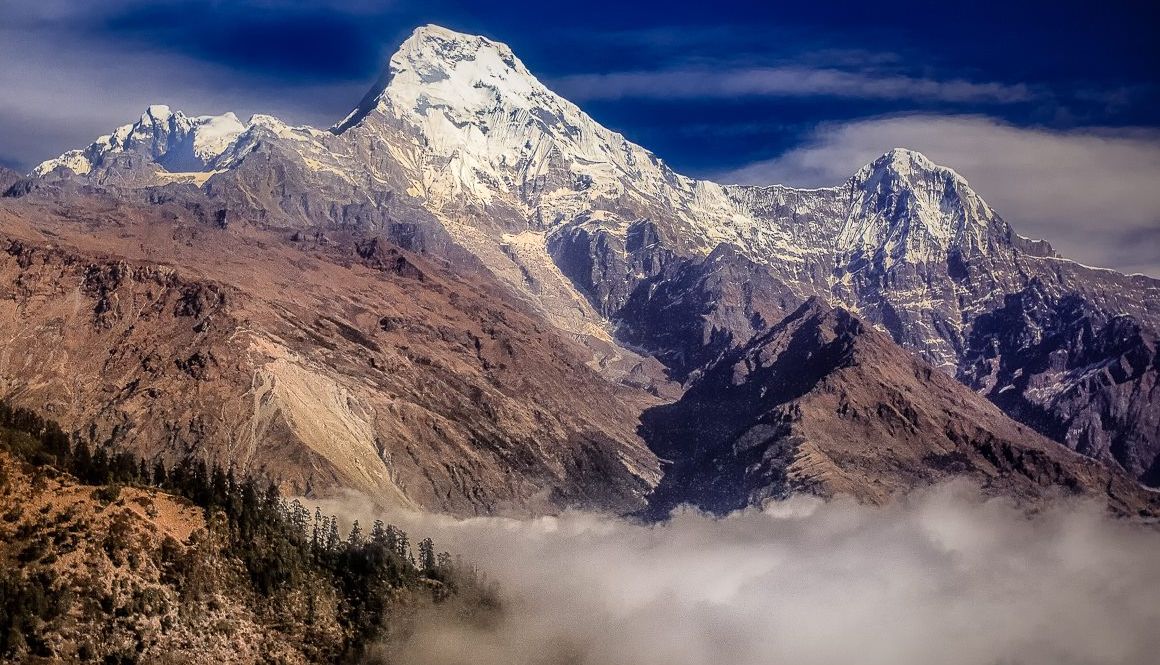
[12,24,1160,507]
[642,298,1158,516]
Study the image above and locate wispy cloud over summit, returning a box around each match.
[553,66,1035,104]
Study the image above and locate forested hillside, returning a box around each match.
[0,402,496,663]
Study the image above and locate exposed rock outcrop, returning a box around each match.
[642,299,1157,517]
[0,198,662,516]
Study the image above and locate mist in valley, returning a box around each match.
[312,484,1160,665]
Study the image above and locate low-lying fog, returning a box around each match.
[314,484,1160,665]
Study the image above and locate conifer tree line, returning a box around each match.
[0,400,482,661]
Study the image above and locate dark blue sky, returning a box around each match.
[2,0,1158,273]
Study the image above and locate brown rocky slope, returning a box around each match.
[0,194,663,516]
[643,298,1160,517]
[0,189,1153,520]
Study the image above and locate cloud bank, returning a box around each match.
[719,115,1160,276]
[316,485,1160,665]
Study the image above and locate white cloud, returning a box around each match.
[552,67,1033,104]
[717,115,1160,276]
[314,485,1160,665]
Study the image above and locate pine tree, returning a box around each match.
[289,500,310,540]
[211,466,229,508]
[72,440,92,480]
[262,481,280,514]
[193,459,209,504]
[370,519,386,546]
[152,459,167,487]
[312,508,323,553]
[326,516,340,552]
[171,457,192,495]
[384,525,400,554]
[417,538,436,574]
[90,447,109,485]
[395,530,409,560]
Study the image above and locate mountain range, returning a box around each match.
[3,24,1158,516]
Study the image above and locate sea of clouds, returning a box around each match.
[313,483,1160,665]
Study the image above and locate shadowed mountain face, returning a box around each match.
[641,299,1158,517]
[5,25,1158,514]
[0,167,19,194]
[960,280,1160,484]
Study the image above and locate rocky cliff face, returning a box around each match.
[616,244,806,381]
[642,299,1157,516]
[0,168,20,195]
[961,279,1160,484]
[17,23,1160,506]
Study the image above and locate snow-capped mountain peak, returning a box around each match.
[863,147,957,179]
[838,147,998,260]
[341,25,550,131]
[329,24,725,247]
[142,104,174,123]
[852,147,977,203]
[34,107,247,177]
[27,26,1019,282]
